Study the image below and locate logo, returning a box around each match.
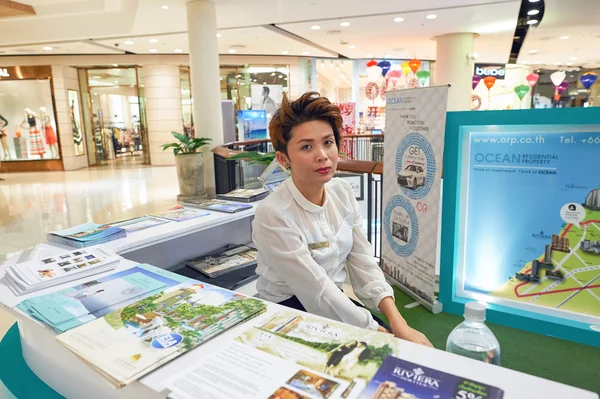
[303,323,339,339]
[568,204,576,211]
[0,69,9,78]
[474,64,506,79]
[392,366,441,389]
[151,333,183,349]
[532,231,552,240]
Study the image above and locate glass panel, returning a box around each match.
[180,66,193,137]
[67,90,85,156]
[78,68,97,166]
[0,79,59,160]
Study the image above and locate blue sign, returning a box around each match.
[151,333,183,349]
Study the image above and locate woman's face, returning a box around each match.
[277,119,338,187]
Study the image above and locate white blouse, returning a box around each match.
[252,177,394,331]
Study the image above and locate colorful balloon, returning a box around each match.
[526,73,539,88]
[401,61,411,76]
[366,59,378,68]
[580,72,598,90]
[483,76,496,90]
[408,58,422,74]
[367,65,383,82]
[387,69,402,88]
[557,80,569,95]
[472,75,482,90]
[550,71,566,87]
[416,70,430,86]
[514,84,530,101]
[378,60,391,77]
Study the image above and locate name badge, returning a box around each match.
[308,241,330,250]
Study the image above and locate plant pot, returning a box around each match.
[175,152,205,200]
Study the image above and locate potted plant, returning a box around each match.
[162,132,212,200]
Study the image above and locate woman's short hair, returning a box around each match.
[269,92,342,154]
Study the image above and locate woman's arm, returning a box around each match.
[378,296,433,347]
[252,206,380,331]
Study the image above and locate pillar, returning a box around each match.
[143,64,183,166]
[186,0,223,198]
[435,33,476,111]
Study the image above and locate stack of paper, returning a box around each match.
[47,223,127,248]
[183,199,253,213]
[2,246,121,296]
[151,205,210,221]
[56,278,267,387]
[16,264,188,333]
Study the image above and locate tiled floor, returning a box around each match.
[0,159,181,340]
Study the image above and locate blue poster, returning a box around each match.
[463,128,600,320]
[237,110,267,141]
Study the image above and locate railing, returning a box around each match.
[213,137,384,257]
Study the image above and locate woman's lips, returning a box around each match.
[316,167,331,174]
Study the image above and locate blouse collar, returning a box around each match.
[285,177,327,213]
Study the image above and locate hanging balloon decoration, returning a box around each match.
[472,75,482,90]
[526,73,540,88]
[553,81,569,102]
[386,69,402,89]
[483,76,496,109]
[378,60,391,77]
[365,82,380,104]
[367,64,383,82]
[580,72,598,103]
[408,58,422,74]
[550,71,566,87]
[514,84,530,108]
[416,70,430,87]
[400,61,412,78]
[366,59,378,68]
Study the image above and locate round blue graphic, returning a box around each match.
[384,195,419,257]
[151,333,183,349]
[395,133,436,200]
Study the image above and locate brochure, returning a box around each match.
[359,356,504,399]
[183,199,253,213]
[110,216,170,233]
[47,223,126,248]
[2,246,121,296]
[165,309,400,399]
[56,281,267,387]
[217,188,269,203]
[16,264,187,333]
[151,205,210,222]
[186,244,258,278]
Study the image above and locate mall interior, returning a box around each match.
[0,0,599,398]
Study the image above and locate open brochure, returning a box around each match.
[47,223,126,248]
[165,309,401,399]
[2,246,120,296]
[359,356,504,399]
[56,280,267,388]
[16,264,188,333]
[150,205,210,222]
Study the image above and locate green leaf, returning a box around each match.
[171,131,190,144]
[161,143,180,151]
[174,147,181,156]
[228,151,276,166]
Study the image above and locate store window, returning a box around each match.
[180,67,193,137]
[0,67,59,161]
[530,67,599,109]
[313,59,356,134]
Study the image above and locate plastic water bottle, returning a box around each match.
[446,302,501,365]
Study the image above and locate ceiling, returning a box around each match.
[0,0,597,68]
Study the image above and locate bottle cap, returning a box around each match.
[464,301,486,322]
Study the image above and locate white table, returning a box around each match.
[1,210,597,399]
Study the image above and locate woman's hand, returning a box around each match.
[390,321,433,348]
[377,325,390,334]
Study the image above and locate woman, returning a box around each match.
[252,92,432,347]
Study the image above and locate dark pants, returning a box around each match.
[278,294,390,330]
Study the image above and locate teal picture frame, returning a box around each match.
[440,107,600,348]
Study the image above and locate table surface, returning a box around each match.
[0,208,598,399]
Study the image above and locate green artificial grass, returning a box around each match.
[375,286,600,394]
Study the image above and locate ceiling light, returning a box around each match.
[263,82,267,85]
[216,33,222,38]
[278,75,283,78]
[220,77,223,80]
[112,64,118,67]
[253,79,257,82]
[527,9,539,15]
[560,36,570,40]
[174,49,183,53]
[149,49,158,53]
[566,62,574,66]
[93,76,101,79]
[426,14,437,20]
[302,51,310,55]
[529,49,538,54]
[114,80,118,83]
[527,19,538,25]
[281,50,289,55]
[528,0,541,2]
[149,39,159,43]
[161,5,168,9]
[340,22,351,27]
[93,92,98,96]
[115,68,120,72]
[236,74,242,78]
[393,17,404,22]
[124,40,134,45]
[570,56,578,60]
[113,85,119,88]
[270,72,276,76]
[228,49,236,53]
[348,45,356,49]
[240,82,245,85]
[311,25,320,30]
[42,46,53,51]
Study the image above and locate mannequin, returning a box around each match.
[20,108,45,158]
[40,107,58,158]
[0,114,9,160]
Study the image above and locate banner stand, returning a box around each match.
[384,274,443,313]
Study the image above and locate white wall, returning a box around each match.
[52,65,89,171]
